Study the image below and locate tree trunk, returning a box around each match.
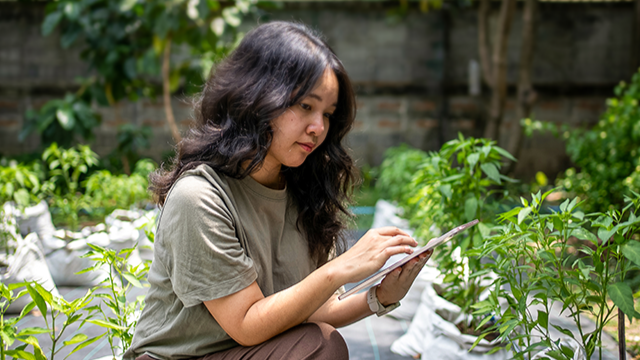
[162,37,182,144]
[505,0,538,174]
[437,8,451,148]
[633,0,640,73]
[483,0,516,142]
[478,0,493,86]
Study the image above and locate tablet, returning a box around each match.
[337,219,479,300]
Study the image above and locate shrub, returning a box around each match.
[377,135,517,315]
[473,191,640,359]
[525,68,640,213]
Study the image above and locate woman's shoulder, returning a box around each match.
[166,164,231,209]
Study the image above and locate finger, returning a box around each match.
[383,245,414,258]
[374,226,412,238]
[385,235,418,248]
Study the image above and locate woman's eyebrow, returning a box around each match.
[308,93,337,107]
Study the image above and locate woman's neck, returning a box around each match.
[248,161,284,190]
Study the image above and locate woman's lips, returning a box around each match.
[298,142,314,152]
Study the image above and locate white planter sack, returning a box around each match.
[391,283,509,360]
[1,233,60,314]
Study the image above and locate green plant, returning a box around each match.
[42,143,99,196]
[406,135,516,242]
[376,135,517,319]
[1,282,101,360]
[81,244,148,357]
[83,159,155,219]
[0,283,47,360]
[375,144,428,204]
[24,0,261,147]
[472,191,640,360]
[114,124,153,175]
[20,93,101,148]
[43,143,99,230]
[524,68,640,213]
[0,160,46,210]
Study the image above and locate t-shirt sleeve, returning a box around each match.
[157,175,258,308]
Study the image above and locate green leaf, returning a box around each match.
[26,284,47,318]
[493,146,517,161]
[63,333,88,346]
[123,272,143,288]
[571,228,598,244]
[466,153,480,169]
[551,324,575,340]
[124,57,137,79]
[120,0,138,12]
[42,11,63,36]
[17,327,49,336]
[608,282,640,320]
[33,282,53,304]
[464,197,478,222]
[65,333,106,359]
[518,207,532,225]
[56,107,76,130]
[469,332,489,351]
[480,163,501,184]
[622,241,640,267]
[478,222,491,238]
[87,319,128,330]
[60,27,80,49]
[597,227,616,243]
[438,184,452,199]
[17,301,36,321]
[5,350,36,360]
[537,310,548,329]
[222,7,241,27]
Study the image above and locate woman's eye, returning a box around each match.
[324,113,334,120]
[300,103,311,110]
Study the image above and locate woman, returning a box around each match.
[124,21,431,360]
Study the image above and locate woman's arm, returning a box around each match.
[307,250,432,328]
[203,227,417,346]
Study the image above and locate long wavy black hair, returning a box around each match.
[150,21,357,266]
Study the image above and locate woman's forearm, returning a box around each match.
[307,292,372,328]
[204,262,345,346]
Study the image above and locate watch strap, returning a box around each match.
[367,286,400,317]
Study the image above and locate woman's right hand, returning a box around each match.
[330,227,417,285]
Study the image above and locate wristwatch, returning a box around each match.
[367,286,400,317]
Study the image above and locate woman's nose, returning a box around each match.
[307,114,325,136]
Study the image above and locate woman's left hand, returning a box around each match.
[375,250,433,306]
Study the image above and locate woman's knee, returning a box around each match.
[301,322,349,360]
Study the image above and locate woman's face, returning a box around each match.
[265,68,339,172]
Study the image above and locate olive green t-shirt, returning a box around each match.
[124,165,317,360]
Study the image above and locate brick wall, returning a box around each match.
[0,2,635,181]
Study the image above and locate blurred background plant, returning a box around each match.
[111,124,153,175]
[0,159,46,210]
[83,159,156,220]
[524,68,640,213]
[20,0,261,148]
[20,93,101,148]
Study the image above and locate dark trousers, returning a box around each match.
[136,322,349,360]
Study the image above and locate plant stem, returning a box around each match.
[618,309,626,360]
[50,312,56,360]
